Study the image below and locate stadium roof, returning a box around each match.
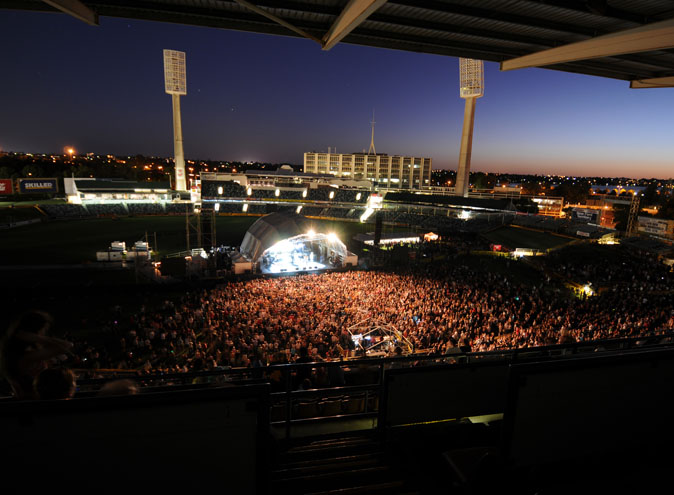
[74,178,171,191]
[7,1,674,87]
[245,169,335,179]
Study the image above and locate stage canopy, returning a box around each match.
[240,212,313,262]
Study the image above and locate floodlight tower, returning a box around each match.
[455,58,484,197]
[368,110,376,155]
[163,49,187,192]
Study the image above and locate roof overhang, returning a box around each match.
[6,1,674,85]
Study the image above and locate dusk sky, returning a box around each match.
[1,9,673,179]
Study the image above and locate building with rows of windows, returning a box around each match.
[303,152,432,190]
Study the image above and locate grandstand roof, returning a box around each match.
[239,211,312,261]
[385,191,516,211]
[245,169,334,179]
[73,179,171,191]
[9,1,674,86]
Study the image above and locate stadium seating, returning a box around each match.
[83,203,128,216]
[40,204,88,218]
[128,203,165,215]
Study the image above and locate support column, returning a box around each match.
[455,97,476,198]
[172,93,187,191]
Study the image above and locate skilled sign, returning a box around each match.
[18,178,59,194]
[0,179,12,194]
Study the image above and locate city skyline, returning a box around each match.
[1,9,674,180]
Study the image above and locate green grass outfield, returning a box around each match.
[0,215,392,265]
[482,225,573,251]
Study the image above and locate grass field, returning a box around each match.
[0,214,396,265]
[0,199,66,207]
[482,226,572,251]
[0,205,45,223]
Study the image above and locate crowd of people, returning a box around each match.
[65,252,674,382]
[3,241,673,398]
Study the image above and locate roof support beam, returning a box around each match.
[322,0,388,51]
[233,0,322,45]
[501,17,674,71]
[630,76,674,88]
[42,0,98,25]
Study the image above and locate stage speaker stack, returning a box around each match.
[374,212,383,246]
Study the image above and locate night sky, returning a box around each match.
[1,9,673,179]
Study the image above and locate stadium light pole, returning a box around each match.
[455,58,484,198]
[163,49,187,192]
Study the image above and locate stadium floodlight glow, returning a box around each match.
[242,203,248,212]
[217,186,223,195]
[307,229,316,238]
[455,58,484,198]
[356,192,361,201]
[247,188,252,196]
[328,232,338,242]
[296,205,303,213]
[360,208,374,223]
[329,190,335,199]
[275,189,280,197]
[459,210,472,220]
[302,189,308,198]
[214,203,220,212]
[163,49,187,191]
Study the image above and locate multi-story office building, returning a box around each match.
[303,152,432,190]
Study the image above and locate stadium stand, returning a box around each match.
[127,203,165,215]
[84,203,128,216]
[40,204,88,218]
[165,202,194,214]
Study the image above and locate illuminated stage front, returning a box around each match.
[260,232,346,274]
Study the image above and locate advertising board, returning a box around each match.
[18,178,58,194]
[0,179,12,194]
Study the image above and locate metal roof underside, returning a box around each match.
[6,0,674,83]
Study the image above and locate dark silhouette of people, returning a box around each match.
[33,367,76,400]
[0,310,73,400]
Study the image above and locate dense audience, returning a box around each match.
[546,245,674,291]
[68,254,674,381]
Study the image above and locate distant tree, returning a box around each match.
[556,183,590,204]
[471,172,496,189]
[521,180,542,195]
[641,183,659,207]
[658,197,674,220]
[20,164,44,178]
[74,164,94,178]
[0,166,16,179]
[613,204,629,231]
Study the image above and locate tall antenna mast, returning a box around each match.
[368,109,376,155]
[455,58,484,198]
[163,49,187,192]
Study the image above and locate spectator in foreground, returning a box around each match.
[98,379,138,396]
[0,310,73,400]
[33,367,76,400]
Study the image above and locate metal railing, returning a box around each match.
[68,330,674,439]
